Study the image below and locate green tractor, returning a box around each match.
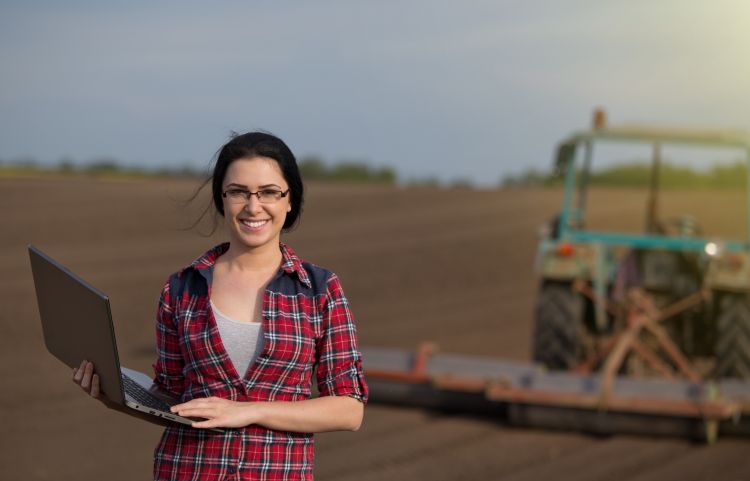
[534,111,750,380]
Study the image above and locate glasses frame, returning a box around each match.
[221,188,291,204]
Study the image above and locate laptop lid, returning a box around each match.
[28,245,127,406]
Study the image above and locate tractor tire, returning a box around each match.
[533,282,584,370]
[714,293,750,379]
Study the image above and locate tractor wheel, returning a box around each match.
[533,282,584,370]
[714,293,750,379]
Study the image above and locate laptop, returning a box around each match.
[28,244,204,428]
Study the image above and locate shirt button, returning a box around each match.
[228,466,237,474]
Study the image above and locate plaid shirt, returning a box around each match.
[152,242,368,481]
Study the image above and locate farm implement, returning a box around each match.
[362,111,750,441]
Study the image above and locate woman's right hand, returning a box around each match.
[71,360,171,426]
[72,360,106,403]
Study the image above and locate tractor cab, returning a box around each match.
[534,110,750,379]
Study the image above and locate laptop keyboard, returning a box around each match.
[121,374,172,412]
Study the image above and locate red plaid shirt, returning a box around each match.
[152,242,368,481]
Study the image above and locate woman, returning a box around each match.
[73,131,368,480]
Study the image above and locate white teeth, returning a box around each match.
[242,219,267,228]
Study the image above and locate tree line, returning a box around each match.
[0,156,398,184]
[501,161,748,189]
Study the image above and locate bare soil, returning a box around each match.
[2,177,748,480]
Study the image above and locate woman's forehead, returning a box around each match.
[224,156,286,186]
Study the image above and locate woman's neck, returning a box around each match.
[221,241,283,273]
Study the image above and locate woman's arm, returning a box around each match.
[170,395,364,432]
[152,278,185,397]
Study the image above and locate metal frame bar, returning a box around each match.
[567,230,748,252]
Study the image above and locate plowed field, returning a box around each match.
[2,177,748,480]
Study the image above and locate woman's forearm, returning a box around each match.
[171,395,364,432]
[252,395,364,433]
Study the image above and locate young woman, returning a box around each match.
[73,132,368,480]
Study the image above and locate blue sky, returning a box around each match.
[1,1,748,185]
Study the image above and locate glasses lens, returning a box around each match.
[224,189,285,204]
[224,190,245,203]
[258,190,282,203]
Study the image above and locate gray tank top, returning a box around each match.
[210,300,265,377]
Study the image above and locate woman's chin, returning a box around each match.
[229,231,279,250]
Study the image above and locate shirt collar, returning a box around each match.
[279,243,312,288]
[185,242,311,288]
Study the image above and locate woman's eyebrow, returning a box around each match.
[224,182,283,190]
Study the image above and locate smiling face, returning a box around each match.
[221,156,291,251]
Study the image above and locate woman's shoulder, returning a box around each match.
[164,243,229,295]
[280,243,339,292]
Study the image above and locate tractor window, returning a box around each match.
[577,143,748,241]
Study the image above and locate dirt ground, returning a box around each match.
[2,176,749,480]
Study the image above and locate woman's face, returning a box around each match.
[221,156,291,251]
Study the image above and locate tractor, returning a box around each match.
[361,111,750,441]
[533,110,750,381]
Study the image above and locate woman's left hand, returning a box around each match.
[170,397,259,429]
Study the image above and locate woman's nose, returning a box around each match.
[243,194,263,212]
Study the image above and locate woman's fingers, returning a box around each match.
[171,398,252,429]
[71,361,107,404]
[72,359,86,383]
[171,397,217,412]
[72,360,97,396]
[173,407,214,418]
[91,373,101,398]
[191,419,219,429]
[170,399,226,422]
[80,361,94,390]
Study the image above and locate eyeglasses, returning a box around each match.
[222,188,290,204]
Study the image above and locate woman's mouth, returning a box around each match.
[240,219,269,231]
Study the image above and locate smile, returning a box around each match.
[240,219,269,229]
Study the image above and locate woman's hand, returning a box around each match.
[170,397,258,429]
[72,360,106,403]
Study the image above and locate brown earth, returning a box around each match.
[2,177,749,481]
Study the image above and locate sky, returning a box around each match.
[1,0,749,185]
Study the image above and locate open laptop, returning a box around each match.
[28,244,203,428]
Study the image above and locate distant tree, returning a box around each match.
[330,162,373,182]
[58,157,76,173]
[85,158,120,174]
[406,176,442,188]
[501,168,555,187]
[298,155,328,180]
[372,166,397,183]
[298,155,397,184]
[449,177,474,189]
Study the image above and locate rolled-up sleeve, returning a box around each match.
[152,276,185,397]
[315,274,368,403]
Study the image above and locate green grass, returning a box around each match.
[0,164,193,181]
[1,157,400,185]
[503,161,748,190]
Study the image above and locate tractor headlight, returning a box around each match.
[704,241,725,257]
